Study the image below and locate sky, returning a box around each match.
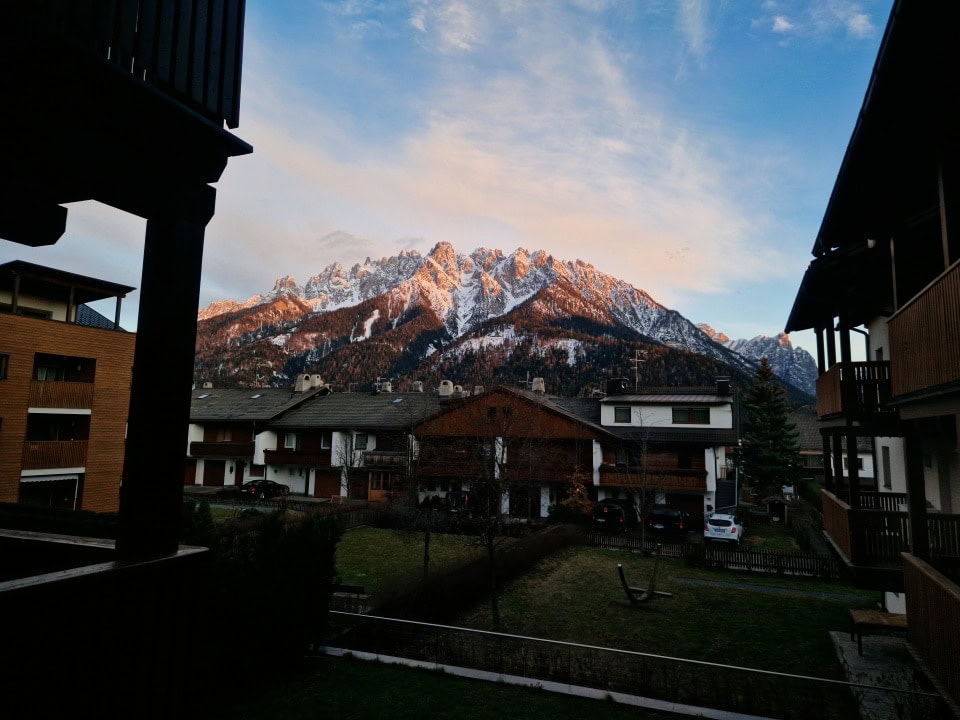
[2,0,892,358]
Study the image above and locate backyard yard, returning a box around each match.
[336,526,875,678]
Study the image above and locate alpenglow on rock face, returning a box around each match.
[697,324,818,397]
[195,240,809,397]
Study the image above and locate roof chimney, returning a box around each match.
[531,377,545,394]
[716,377,730,396]
[202,381,213,389]
[439,380,454,397]
[473,385,485,395]
[294,374,311,393]
[412,380,424,393]
[605,377,629,396]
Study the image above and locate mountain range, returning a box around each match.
[194,241,816,400]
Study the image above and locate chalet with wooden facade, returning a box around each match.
[414,383,608,518]
[265,385,442,500]
[592,378,738,522]
[0,261,135,512]
[785,1,960,706]
[186,382,324,489]
[1,2,251,716]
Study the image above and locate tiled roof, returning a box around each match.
[190,387,318,422]
[601,394,733,405]
[789,405,871,452]
[76,303,124,331]
[270,391,443,430]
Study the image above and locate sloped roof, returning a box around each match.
[271,391,442,431]
[602,393,732,405]
[190,387,319,422]
[0,260,134,303]
[789,405,871,452]
[76,303,125,331]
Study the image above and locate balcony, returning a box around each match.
[815,362,897,429]
[889,260,960,400]
[21,440,88,470]
[822,490,960,589]
[190,441,255,458]
[5,1,245,130]
[600,467,707,493]
[362,450,408,468]
[903,554,960,708]
[264,448,331,467]
[28,380,94,409]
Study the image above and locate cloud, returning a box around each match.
[772,15,795,33]
[195,2,790,315]
[677,0,710,61]
[408,0,485,53]
[759,1,878,40]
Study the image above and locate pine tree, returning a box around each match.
[738,358,801,499]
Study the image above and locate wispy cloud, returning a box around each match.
[757,0,878,40]
[677,0,710,62]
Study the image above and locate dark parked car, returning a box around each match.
[239,479,290,500]
[646,504,691,536]
[593,499,627,532]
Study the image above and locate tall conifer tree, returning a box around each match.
[739,358,801,498]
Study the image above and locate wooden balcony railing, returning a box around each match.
[362,450,409,468]
[822,490,852,560]
[28,380,95,409]
[263,448,331,467]
[889,260,960,399]
[21,440,88,470]
[824,491,960,568]
[858,491,908,511]
[189,441,254,458]
[7,1,246,129]
[600,468,707,493]
[815,361,894,420]
[903,553,960,708]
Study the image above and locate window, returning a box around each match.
[35,365,65,381]
[284,432,300,450]
[354,433,368,451]
[677,449,693,469]
[842,457,864,471]
[0,354,7,380]
[672,407,710,424]
[215,429,232,442]
[803,455,824,468]
[882,446,892,489]
[321,432,332,449]
[614,407,631,423]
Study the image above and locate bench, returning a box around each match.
[849,609,908,656]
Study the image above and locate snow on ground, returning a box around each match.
[270,334,289,347]
[353,309,380,342]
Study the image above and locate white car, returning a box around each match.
[704,514,743,545]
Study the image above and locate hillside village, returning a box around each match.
[2,3,960,720]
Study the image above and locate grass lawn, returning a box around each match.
[742,521,802,551]
[336,526,487,600]
[203,656,675,720]
[455,545,875,678]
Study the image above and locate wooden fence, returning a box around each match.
[588,533,843,580]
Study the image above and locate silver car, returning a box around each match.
[704,514,743,545]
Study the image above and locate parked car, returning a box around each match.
[239,479,290,500]
[646,504,691,536]
[593,499,627,532]
[704,513,743,545]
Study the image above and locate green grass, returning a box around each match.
[455,545,875,678]
[203,656,674,720]
[742,521,801,551]
[335,527,486,599]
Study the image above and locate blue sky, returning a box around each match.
[3,0,890,357]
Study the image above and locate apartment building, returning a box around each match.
[0,260,135,512]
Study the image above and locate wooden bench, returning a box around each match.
[849,609,908,656]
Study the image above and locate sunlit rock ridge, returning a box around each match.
[195,240,810,399]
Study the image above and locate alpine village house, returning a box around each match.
[785,1,960,707]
